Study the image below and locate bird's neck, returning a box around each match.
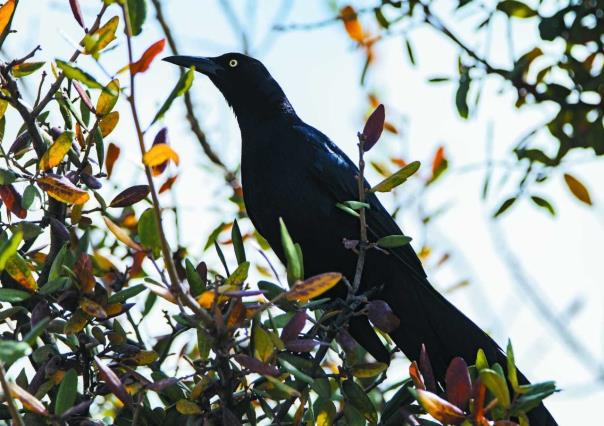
[235,96,299,132]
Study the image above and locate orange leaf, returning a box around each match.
[563,173,592,205]
[99,110,119,137]
[106,142,121,178]
[143,144,180,167]
[130,39,165,75]
[79,298,107,319]
[197,290,216,309]
[415,389,466,425]
[37,175,89,205]
[0,184,27,218]
[0,0,16,35]
[103,216,143,251]
[285,272,342,302]
[340,6,364,42]
[432,146,445,176]
[39,131,73,171]
[5,253,37,292]
[159,175,178,193]
[409,361,426,390]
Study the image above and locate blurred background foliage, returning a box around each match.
[0,0,601,424]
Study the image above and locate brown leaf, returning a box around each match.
[415,389,466,425]
[94,356,132,404]
[284,272,342,302]
[69,0,85,27]
[362,104,385,151]
[563,173,592,205]
[130,39,165,75]
[37,175,89,205]
[340,6,364,42]
[74,253,95,294]
[109,185,150,208]
[106,142,121,178]
[0,184,27,218]
[446,357,472,409]
[159,175,178,193]
[432,146,445,176]
[367,300,400,332]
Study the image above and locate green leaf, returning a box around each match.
[204,222,226,251]
[185,259,204,296]
[231,219,246,264]
[340,200,370,211]
[335,203,360,217]
[224,261,250,287]
[21,185,38,210]
[264,376,300,397]
[278,358,314,384]
[377,235,412,248]
[342,379,377,423]
[506,340,519,392]
[0,229,22,271]
[48,244,68,282]
[138,208,161,258]
[253,325,275,363]
[0,340,30,364]
[479,368,511,408]
[127,0,147,36]
[497,0,537,18]
[530,196,555,216]
[151,66,194,124]
[370,161,421,192]
[475,348,489,371]
[108,284,146,304]
[12,61,45,78]
[55,369,78,415]
[512,381,557,415]
[404,37,416,66]
[56,60,104,90]
[24,318,50,345]
[493,197,516,218]
[0,288,30,303]
[197,326,212,360]
[456,67,470,119]
[279,218,302,286]
[39,277,71,295]
[0,168,16,185]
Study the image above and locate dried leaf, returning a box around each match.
[340,6,364,42]
[130,39,165,75]
[5,253,37,292]
[39,131,73,171]
[37,175,89,205]
[563,173,592,205]
[109,185,149,208]
[285,272,342,302]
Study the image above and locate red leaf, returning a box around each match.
[362,104,385,151]
[106,142,121,178]
[367,300,400,333]
[94,356,132,404]
[109,185,150,208]
[159,175,178,194]
[73,81,95,113]
[234,354,279,376]
[130,39,165,75]
[285,339,318,353]
[281,310,307,343]
[0,184,27,219]
[69,0,85,28]
[445,357,472,409]
[409,361,426,390]
[419,344,437,392]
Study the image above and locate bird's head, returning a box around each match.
[163,53,294,122]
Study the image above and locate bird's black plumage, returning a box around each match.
[164,53,557,426]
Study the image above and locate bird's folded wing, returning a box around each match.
[295,124,427,279]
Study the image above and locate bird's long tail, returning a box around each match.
[378,278,558,426]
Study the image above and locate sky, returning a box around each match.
[7,0,604,423]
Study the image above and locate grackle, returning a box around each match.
[164,53,557,425]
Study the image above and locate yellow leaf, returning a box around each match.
[285,272,342,302]
[82,15,118,55]
[96,79,120,116]
[5,253,37,292]
[103,216,143,251]
[0,0,16,35]
[176,399,202,415]
[37,175,89,205]
[351,362,388,378]
[38,131,73,171]
[79,298,107,319]
[64,309,90,335]
[563,173,592,205]
[128,350,158,365]
[99,110,119,137]
[340,6,364,42]
[253,325,275,362]
[143,144,180,167]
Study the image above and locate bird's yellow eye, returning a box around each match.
[229,59,238,68]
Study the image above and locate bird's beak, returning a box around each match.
[163,55,223,76]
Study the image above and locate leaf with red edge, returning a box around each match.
[94,356,132,404]
[159,175,178,194]
[73,82,95,113]
[69,0,85,28]
[106,142,120,178]
[234,354,279,376]
[37,175,89,205]
[130,39,165,75]
[0,184,27,218]
[446,357,472,409]
[367,300,400,332]
[413,389,466,425]
[109,185,150,208]
[5,253,37,292]
[362,104,385,151]
[281,310,307,343]
[409,361,426,390]
[419,344,437,392]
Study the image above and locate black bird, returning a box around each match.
[164,53,557,425]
